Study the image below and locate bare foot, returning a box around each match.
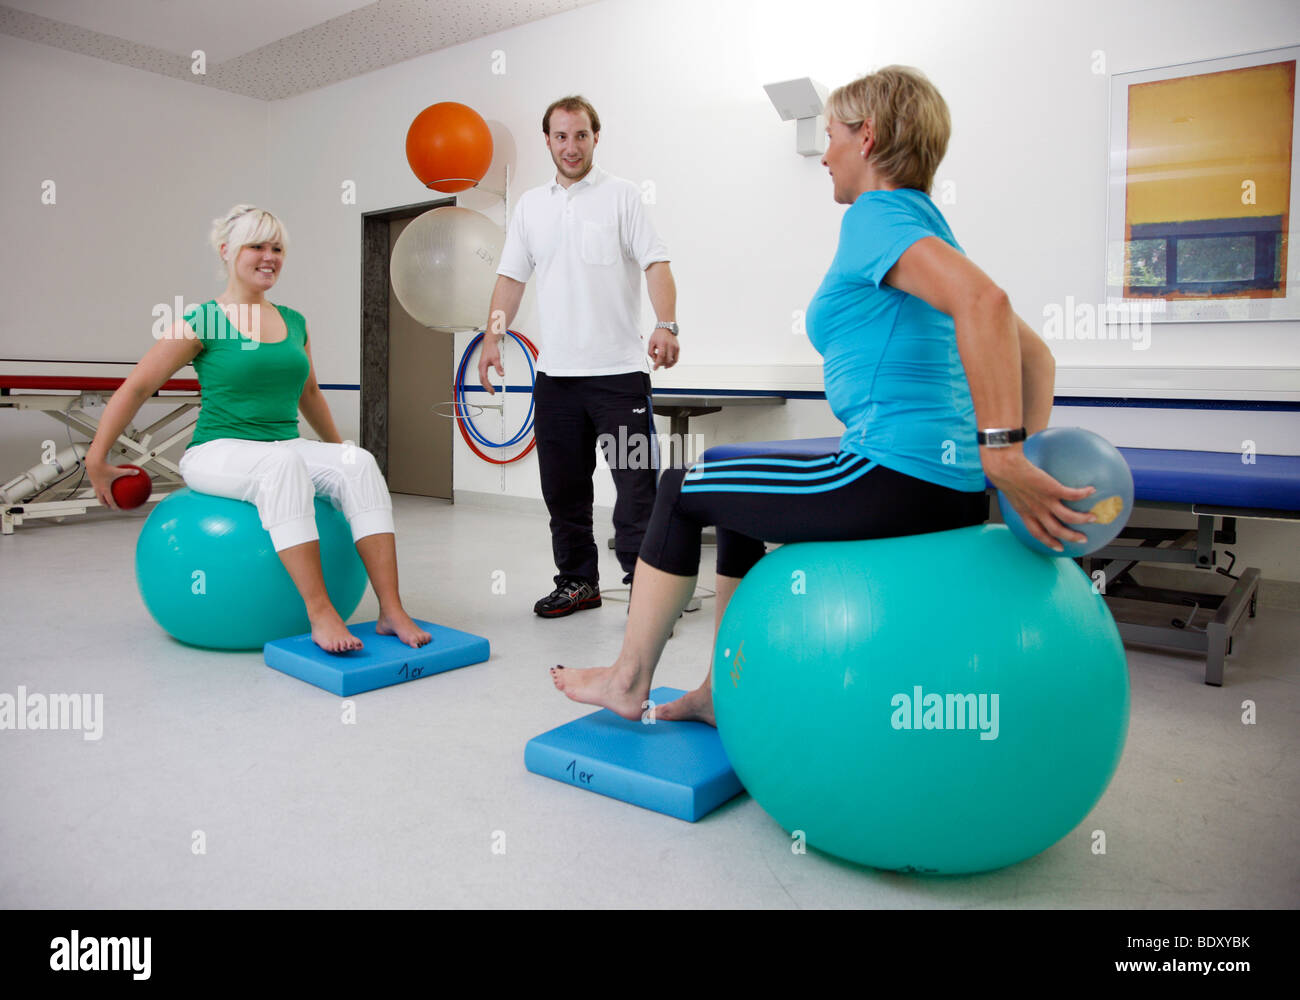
[550,664,649,721]
[376,608,432,647]
[310,612,363,654]
[652,684,715,727]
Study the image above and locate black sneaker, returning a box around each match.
[534,578,602,618]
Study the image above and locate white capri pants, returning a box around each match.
[179,438,394,551]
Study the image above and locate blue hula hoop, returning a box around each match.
[454,330,537,451]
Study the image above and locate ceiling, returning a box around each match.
[0,0,602,99]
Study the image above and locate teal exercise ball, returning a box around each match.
[135,488,367,650]
[713,524,1129,875]
[998,427,1134,557]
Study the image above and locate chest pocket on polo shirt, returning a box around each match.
[580,221,620,266]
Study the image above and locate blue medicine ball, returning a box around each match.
[998,427,1135,557]
[713,524,1129,875]
[135,488,367,650]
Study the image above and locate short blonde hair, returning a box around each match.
[825,66,950,194]
[209,205,289,278]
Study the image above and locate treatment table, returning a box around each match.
[700,437,1300,686]
[1,374,200,533]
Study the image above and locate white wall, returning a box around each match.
[265,0,1300,583]
[2,0,1298,578]
[259,0,1300,479]
[0,31,268,475]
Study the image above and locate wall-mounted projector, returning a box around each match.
[763,77,830,157]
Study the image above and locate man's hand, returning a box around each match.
[647,328,679,370]
[478,335,505,394]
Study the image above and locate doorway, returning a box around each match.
[360,197,457,499]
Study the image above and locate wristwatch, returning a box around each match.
[977,427,1027,447]
[655,321,679,336]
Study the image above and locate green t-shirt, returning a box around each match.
[183,300,310,449]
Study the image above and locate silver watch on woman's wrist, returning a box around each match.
[655,321,679,337]
[976,427,1027,447]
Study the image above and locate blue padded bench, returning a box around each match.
[699,438,1300,686]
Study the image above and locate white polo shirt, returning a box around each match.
[497,163,670,376]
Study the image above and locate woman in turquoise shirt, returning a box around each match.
[552,66,1097,724]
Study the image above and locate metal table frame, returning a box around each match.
[1,383,199,533]
[1078,501,1294,686]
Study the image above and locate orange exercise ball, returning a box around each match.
[405,102,494,193]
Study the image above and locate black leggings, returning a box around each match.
[639,450,988,578]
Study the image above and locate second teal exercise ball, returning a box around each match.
[713,524,1129,875]
[135,488,367,650]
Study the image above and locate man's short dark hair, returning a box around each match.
[543,96,601,135]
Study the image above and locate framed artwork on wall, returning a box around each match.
[1106,45,1298,323]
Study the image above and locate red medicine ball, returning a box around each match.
[111,465,152,509]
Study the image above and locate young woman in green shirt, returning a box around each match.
[86,205,430,654]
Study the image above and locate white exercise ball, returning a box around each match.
[390,206,504,332]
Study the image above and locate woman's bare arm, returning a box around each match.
[297,328,343,444]
[882,237,1091,551]
[85,322,203,507]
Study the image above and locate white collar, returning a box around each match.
[550,162,604,194]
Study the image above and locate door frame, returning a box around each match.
[359,196,457,477]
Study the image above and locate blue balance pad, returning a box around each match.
[263,619,489,696]
[525,686,744,822]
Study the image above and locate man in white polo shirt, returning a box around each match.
[480,95,680,618]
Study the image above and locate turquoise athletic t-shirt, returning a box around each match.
[805,188,984,492]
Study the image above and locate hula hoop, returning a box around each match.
[458,332,535,450]
[454,330,540,465]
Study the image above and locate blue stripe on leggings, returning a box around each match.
[682,458,878,494]
[684,455,867,485]
[686,453,842,473]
